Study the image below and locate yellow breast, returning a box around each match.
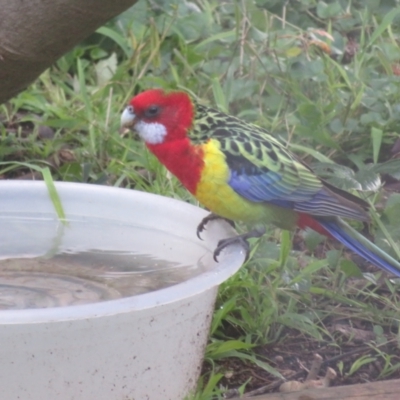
[194,139,266,222]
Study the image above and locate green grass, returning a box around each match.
[2,0,400,398]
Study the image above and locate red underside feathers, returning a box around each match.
[296,213,332,237]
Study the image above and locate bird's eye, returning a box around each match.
[127,105,134,114]
[144,105,161,118]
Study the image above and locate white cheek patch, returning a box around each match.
[135,120,167,144]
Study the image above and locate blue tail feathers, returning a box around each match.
[318,219,400,278]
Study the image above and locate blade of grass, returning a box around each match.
[371,127,383,165]
[0,162,66,221]
[77,58,95,156]
[41,166,66,221]
[367,8,400,48]
[96,26,133,58]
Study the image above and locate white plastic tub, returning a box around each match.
[0,181,246,400]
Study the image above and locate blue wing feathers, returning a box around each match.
[228,170,315,203]
[228,168,368,221]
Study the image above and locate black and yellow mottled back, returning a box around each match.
[191,104,287,171]
[189,102,369,222]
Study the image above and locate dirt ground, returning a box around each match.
[206,324,400,397]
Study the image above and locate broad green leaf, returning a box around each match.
[340,259,363,278]
[317,1,343,19]
[354,166,381,191]
[285,47,302,57]
[95,53,117,86]
[373,159,400,180]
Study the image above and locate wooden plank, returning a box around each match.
[234,379,400,400]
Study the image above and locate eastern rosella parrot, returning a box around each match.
[121,89,400,277]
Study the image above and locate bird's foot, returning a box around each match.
[196,213,235,240]
[213,226,266,262]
